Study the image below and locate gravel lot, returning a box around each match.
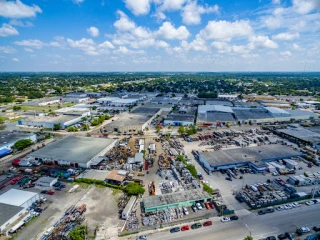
[9,184,120,240]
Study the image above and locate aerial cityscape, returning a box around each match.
[0,1,320,240]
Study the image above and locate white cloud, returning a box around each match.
[248,35,278,49]
[155,40,169,48]
[280,50,292,57]
[0,46,17,54]
[181,1,219,25]
[67,38,97,55]
[113,46,144,55]
[157,0,187,11]
[272,0,281,4]
[0,0,42,18]
[155,22,190,40]
[292,43,304,51]
[272,32,299,40]
[98,40,115,49]
[0,24,19,37]
[87,26,99,37]
[114,11,136,31]
[292,0,320,15]
[12,57,19,62]
[24,47,33,52]
[14,39,44,49]
[124,0,152,15]
[153,11,166,21]
[181,36,208,51]
[199,20,253,41]
[9,19,33,27]
[211,41,248,54]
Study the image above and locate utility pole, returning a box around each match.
[245,224,252,236]
[312,177,319,199]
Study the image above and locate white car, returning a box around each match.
[276,206,284,211]
[314,199,320,204]
[292,202,300,208]
[306,201,315,206]
[220,217,231,222]
[196,203,202,210]
[30,211,40,217]
[272,171,279,176]
[182,207,189,215]
[283,204,292,210]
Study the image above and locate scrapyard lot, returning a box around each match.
[11,184,120,240]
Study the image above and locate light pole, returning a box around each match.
[245,224,252,236]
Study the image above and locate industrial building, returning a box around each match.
[18,114,86,130]
[142,189,212,213]
[149,97,181,105]
[22,97,61,106]
[198,145,302,172]
[217,94,238,100]
[164,114,195,126]
[197,105,317,126]
[0,203,26,234]
[63,93,89,103]
[276,127,320,149]
[0,189,40,209]
[25,135,117,168]
[105,170,127,185]
[35,177,58,187]
[54,107,91,117]
[0,131,37,157]
[104,106,162,133]
[97,97,139,107]
[258,100,291,108]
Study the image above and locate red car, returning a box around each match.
[181,225,189,231]
[47,190,55,195]
[208,202,215,209]
[203,221,212,227]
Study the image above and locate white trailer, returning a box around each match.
[122,196,136,219]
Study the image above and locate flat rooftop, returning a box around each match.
[0,189,38,207]
[0,131,34,146]
[0,203,24,227]
[22,115,81,123]
[105,170,125,182]
[165,114,195,122]
[130,106,161,115]
[79,170,110,181]
[27,136,116,163]
[233,109,273,120]
[143,189,211,209]
[206,100,233,106]
[200,145,301,167]
[277,128,320,143]
[198,112,236,123]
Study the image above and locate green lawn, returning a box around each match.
[11,102,75,112]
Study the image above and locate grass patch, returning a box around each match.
[112,188,122,196]
[11,102,74,112]
[0,124,6,130]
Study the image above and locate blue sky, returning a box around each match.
[0,0,319,71]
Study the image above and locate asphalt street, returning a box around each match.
[148,204,320,240]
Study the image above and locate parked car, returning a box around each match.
[276,206,284,211]
[181,225,189,231]
[170,227,180,233]
[191,223,202,229]
[196,203,202,210]
[203,221,212,227]
[225,177,232,181]
[41,190,48,194]
[258,210,266,215]
[200,202,205,209]
[230,216,239,221]
[292,202,300,208]
[266,236,276,240]
[265,207,274,213]
[305,201,315,206]
[191,205,197,212]
[136,236,147,240]
[220,217,230,222]
[47,190,55,195]
[296,227,310,235]
[313,225,320,232]
[34,208,43,213]
[182,207,189,215]
[208,202,214,209]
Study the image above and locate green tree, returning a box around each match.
[92,106,97,110]
[155,125,161,133]
[15,99,25,103]
[13,106,21,111]
[53,124,61,130]
[243,236,253,240]
[203,183,214,195]
[13,139,33,151]
[124,182,145,196]
[0,116,6,123]
[178,125,185,135]
[69,225,88,240]
[186,164,198,178]
[68,126,78,132]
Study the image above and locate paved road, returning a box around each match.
[147,204,320,240]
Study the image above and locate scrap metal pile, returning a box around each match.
[159,180,183,194]
[125,213,139,230]
[141,208,184,226]
[157,169,175,180]
[40,204,86,240]
[141,214,160,226]
[158,153,171,169]
[106,145,133,170]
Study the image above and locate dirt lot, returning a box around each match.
[8,184,121,240]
